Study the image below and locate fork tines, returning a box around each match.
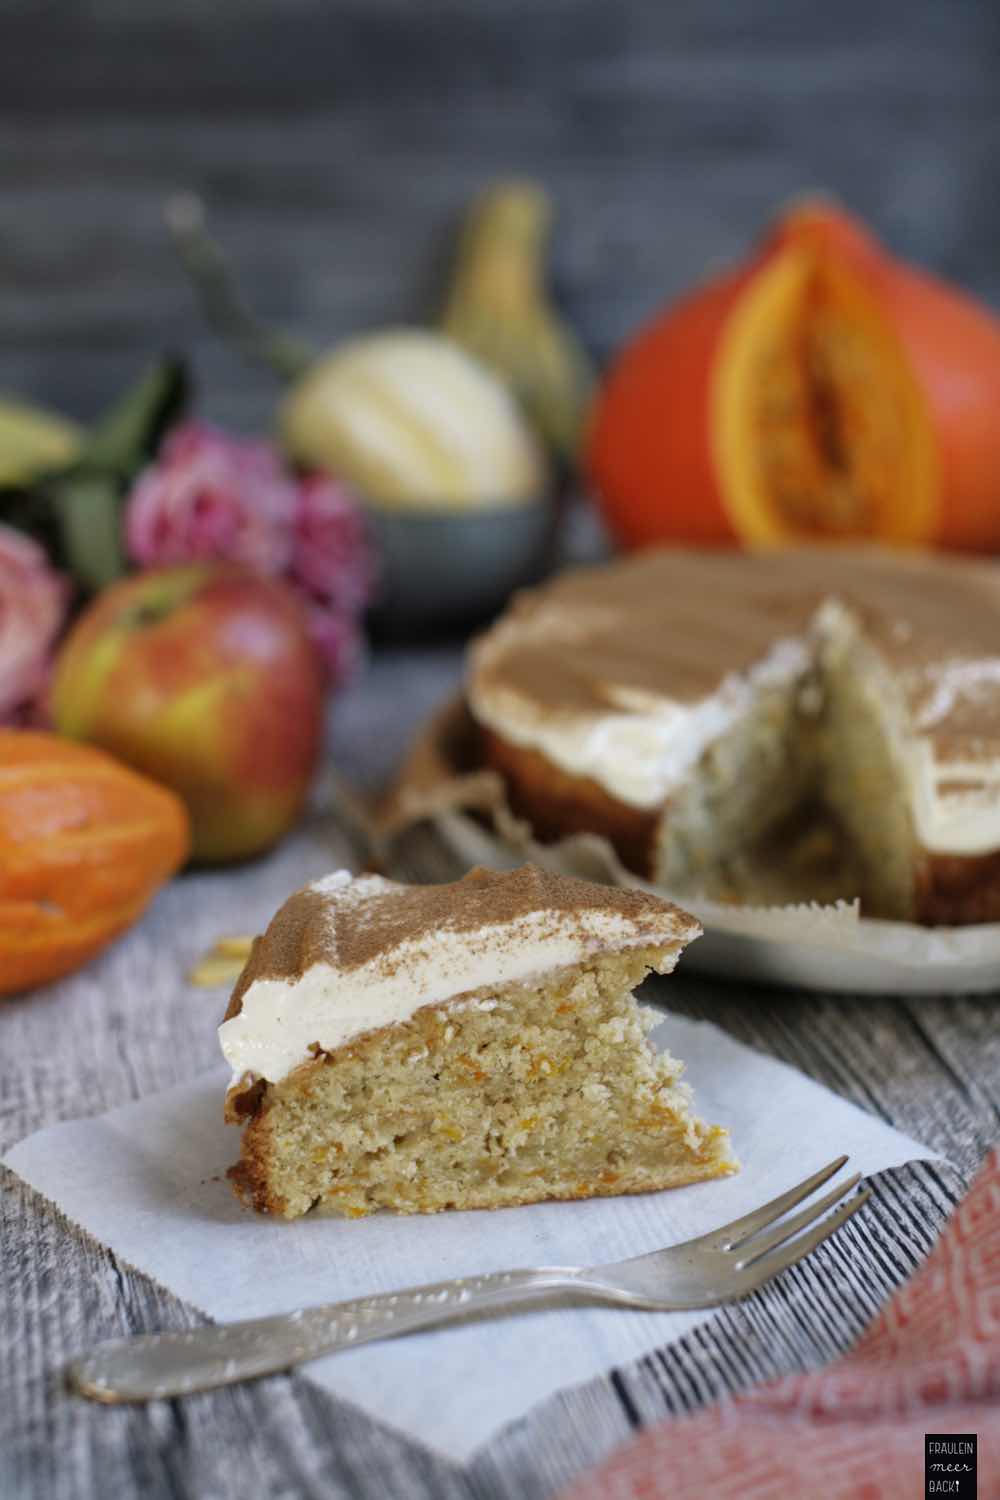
[716,1156,870,1280]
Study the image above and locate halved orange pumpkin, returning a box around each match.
[589,201,1000,552]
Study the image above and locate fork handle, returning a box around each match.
[68,1266,583,1403]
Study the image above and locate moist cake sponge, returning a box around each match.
[219,865,735,1219]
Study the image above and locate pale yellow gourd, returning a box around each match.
[441,181,595,466]
[0,396,81,486]
[280,329,547,512]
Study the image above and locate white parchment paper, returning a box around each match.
[4,1015,936,1461]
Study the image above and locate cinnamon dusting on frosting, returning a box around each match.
[224,864,698,1026]
[469,548,1000,756]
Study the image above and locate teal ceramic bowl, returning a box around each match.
[366,495,557,632]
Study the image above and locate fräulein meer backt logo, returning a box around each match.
[925,1434,977,1497]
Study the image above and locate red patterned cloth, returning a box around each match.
[564,1149,1000,1500]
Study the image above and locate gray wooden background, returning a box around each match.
[2,0,999,433]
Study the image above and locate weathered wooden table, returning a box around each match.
[2,646,996,1500]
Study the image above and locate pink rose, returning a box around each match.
[292,473,375,611]
[290,475,375,685]
[299,599,367,686]
[124,420,375,690]
[125,421,298,575]
[0,525,68,724]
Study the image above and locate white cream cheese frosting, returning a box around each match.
[906,746,1000,855]
[469,630,811,811]
[219,866,698,1090]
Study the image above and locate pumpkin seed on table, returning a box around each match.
[187,936,255,988]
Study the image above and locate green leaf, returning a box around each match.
[79,358,188,478]
[49,474,128,589]
[0,357,190,592]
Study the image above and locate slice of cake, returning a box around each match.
[466,546,1000,924]
[219,864,735,1218]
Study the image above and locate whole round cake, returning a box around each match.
[466,547,1000,924]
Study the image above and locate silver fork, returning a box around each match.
[68,1156,868,1404]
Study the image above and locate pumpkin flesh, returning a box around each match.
[713,246,937,545]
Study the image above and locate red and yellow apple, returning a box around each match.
[51,563,325,862]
